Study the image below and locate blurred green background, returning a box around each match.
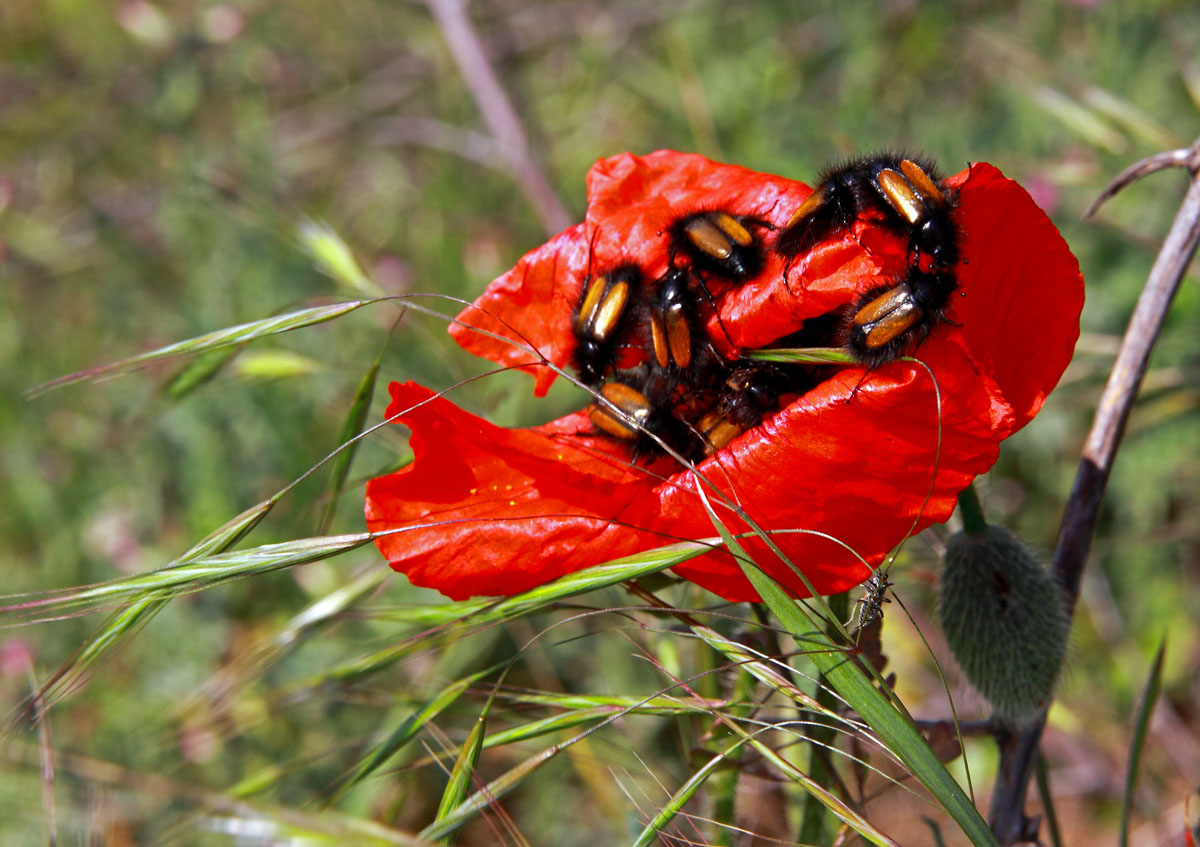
[2,0,1198,844]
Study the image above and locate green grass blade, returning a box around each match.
[3,533,373,621]
[228,765,290,800]
[741,564,995,845]
[689,624,835,718]
[329,669,492,802]
[274,568,388,645]
[1035,755,1063,847]
[135,533,375,594]
[629,740,747,847]
[1030,85,1127,153]
[417,667,723,842]
[481,699,712,750]
[23,593,170,716]
[231,349,326,380]
[1120,635,1166,847]
[692,494,994,845]
[668,599,906,837]
[319,354,382,533]
[313,540,713,684]
[672,491,906,844]
[73,594,165,664]
[745,346,857,365]
[479,707,643,749]
[163,345,244,399]
[299,219,384,297]
[491,692,712,711]
[710,766,737,847]
[12,501,278,717]
[181,499,278,559]
[174,569,390,746]
[742,731,899,847]
[1080,85,1180,150]
[799,590,851,844]
[419,745,559,841]
[27,299,375,396]
[434,695,493,834]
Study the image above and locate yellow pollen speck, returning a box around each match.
[469,488,477,494]
[509,500,516,506]
[505,484,512,490]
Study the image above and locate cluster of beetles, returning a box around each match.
[572,153,962,463]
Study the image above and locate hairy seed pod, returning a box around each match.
[939,525,1069,725]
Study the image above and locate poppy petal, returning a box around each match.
[371,152,1084,603]
[365,381,674,600]
[941,163,1084,424]
[651,339,1010,601]
[449,151,814,395]
[448,224,593,397]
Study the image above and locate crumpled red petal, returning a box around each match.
[368,151,1084,602]
[365,381,673,599]
[450,151,815,396]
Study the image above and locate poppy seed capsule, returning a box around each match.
[938,525,1069,725]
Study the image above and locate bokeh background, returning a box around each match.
[2,1,1198,844]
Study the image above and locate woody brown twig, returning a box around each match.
[425,0,574,237]
[988,136,1200,843]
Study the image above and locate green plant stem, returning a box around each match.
[956,484,988,535]
[797,591,851,844]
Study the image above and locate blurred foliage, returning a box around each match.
[2,0,1198,844]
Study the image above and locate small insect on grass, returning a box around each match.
[847,568,893,634]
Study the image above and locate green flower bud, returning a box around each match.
[939,525,1069,725]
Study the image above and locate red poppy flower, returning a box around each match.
[365,151,1083,602]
